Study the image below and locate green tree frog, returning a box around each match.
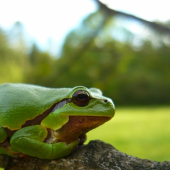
[0,83,115,159]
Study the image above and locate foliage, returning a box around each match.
[0,28,28,83]
[0,11,170,105]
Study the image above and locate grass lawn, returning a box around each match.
[85,106,170,162]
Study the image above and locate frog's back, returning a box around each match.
[0,83,72,130]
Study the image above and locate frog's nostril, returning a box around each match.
[103,99,108,103]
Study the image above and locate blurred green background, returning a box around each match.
[0,0,170,162]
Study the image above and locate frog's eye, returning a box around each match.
[72,90,91,107]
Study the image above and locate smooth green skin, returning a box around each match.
[0,83,115,159]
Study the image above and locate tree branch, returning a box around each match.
[1,140,170,170]
[94,0,170,34]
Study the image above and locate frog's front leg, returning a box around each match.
[10,125,79,159]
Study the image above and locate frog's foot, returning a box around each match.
[78,134,87,145]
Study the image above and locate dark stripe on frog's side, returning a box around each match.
[0,104,55,150]
[2,102,59,138]
[22,98,71,128]
[2,98,71,138]
[21,103,54,128]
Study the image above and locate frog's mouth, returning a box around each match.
[44,116,111,145]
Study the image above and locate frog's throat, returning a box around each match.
[44,116,111,144]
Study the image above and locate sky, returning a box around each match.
[101,0,170,21]
[0,0,170,54]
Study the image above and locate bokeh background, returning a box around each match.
[0,0,170,162]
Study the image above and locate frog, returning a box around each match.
[0,83,115,159]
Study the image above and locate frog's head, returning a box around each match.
[53,86,115,117]
[42,86,115,144]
